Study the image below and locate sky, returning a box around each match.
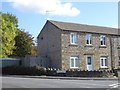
[2,0,119,40]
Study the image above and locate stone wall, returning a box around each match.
[61,31,119,70]
[37,21,62,69]
[37,21,119,70]
[46,69,116,77]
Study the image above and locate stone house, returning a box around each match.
[37,20,120,71]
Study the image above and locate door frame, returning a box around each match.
[86,55,93,71]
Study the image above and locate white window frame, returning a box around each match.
[70,32,77,45]
[100,56,108,68]
[86,34,92,45]
[70,56,79,68]
[100,35,106,46]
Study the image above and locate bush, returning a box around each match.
[2,66,46,75]
[2,66,117,77]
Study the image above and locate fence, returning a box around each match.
[2,66,118,77]
[46,68,116,77]
[22,56,49,68]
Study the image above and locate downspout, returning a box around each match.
[110,36,114,70]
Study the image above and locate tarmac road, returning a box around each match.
[1,76,119,89]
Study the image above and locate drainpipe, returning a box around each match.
[110,36,114,70]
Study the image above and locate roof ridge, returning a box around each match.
[48,20,117,30]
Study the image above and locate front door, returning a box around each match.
[86,56,93,71]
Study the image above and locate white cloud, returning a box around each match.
[112,24,118,28]
[60,0,119,2]
[6,0,80,17]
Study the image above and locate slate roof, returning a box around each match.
[48,20,118,35]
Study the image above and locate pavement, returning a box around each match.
[2,75,119,80]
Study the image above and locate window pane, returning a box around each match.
[90,39,92,44]
[74,34,77,43]
[101,59,104,66]
[105,59,107,66]
[103,37,106,45]
[70,33,77,44]
[86,34,92,45]
[70,33,73,43]
[72,34,74,43]
[70,58,74,67]
[87,57,91,65]
[86,35,89,40]
[101,41,103,45]
[103,40,105,45]
[100,35,106,45]
[100,36,103,41]
[86,40,89,44]
[75,58,79,67]
[89,35,92,42]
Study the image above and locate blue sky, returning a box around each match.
[2,1,118,40]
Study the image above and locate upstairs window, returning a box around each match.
[70,33,77,44]
[86,34,92,45]
[100,35,106,46]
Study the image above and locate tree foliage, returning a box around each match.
[31,45,37,56]
[1,12,37,58]
[13,29,37,57]
[1,12,18,58]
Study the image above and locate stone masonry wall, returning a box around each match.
[37,22,62,69]
[61,30,118,70]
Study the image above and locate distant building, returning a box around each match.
[37,20,119,71]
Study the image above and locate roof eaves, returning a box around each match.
[48,20,63,31]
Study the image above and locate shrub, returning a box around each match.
[2,66,46,75]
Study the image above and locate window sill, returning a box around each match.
[85,44,93,47]
[70,67,79,69]
[99,45,107,48]
[69,44,78,46]
[100,67,108,69]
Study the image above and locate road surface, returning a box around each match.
[1,76,119,89]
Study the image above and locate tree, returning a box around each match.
[31,45,37,56]
[2,12,18,27]
[13,29,37,57]
[1,12,37,58]
[1,12,18,58]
